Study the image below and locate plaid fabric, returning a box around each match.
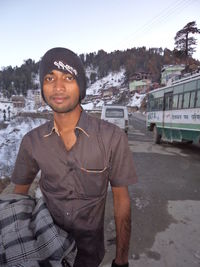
[0,194,76,267]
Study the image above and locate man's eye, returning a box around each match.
[45,76,54,82]
[65,75,74,81]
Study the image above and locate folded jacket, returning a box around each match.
[0,194,76,267]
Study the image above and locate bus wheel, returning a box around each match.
[153,125,161,144]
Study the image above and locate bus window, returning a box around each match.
[189,91,196,108]
[196,90,200,107]
[172,94,178,109]
[178,94,183,109]
[164,92,173,110]
[183,92,190,108]
[148,94,155,111]
[155,99,159,110]
[197,79,200,90]
[158,98,163,110]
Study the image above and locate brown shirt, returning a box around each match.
[11,110,137,266]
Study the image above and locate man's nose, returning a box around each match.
[54,78,65,91]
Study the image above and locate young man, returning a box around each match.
[12,47,137,267]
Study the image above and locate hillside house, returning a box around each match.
[11,95,25,109]
[161,64,185,85]
[129,79,151,94]
[130,72,151,81]
[102,87,119,98]
[27,89,43,109]
[103,89,113,98]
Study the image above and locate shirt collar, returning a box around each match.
[43,109,90,138]
[75,109,90,137]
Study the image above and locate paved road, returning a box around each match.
[101,112,200,267]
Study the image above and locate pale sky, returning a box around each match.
[0,0,200,68]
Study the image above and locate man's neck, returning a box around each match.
[53,104,82,133]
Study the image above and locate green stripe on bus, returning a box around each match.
[152,122,200,130]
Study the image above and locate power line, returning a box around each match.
[110,0,196,51]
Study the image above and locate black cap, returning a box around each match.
[39,47,86,102]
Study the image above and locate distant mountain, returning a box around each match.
[1,47,199,99]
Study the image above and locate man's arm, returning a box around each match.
[11,134,39,193]
[112,186,131,266]
[13,184,31,194]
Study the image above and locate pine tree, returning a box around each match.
[174,21,200,57]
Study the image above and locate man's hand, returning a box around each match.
[112,186,131,266]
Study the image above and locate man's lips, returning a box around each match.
[51,96,69,104]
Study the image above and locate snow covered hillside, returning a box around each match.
[0,117,47,178]
[82,68,146,110]
[86,69,125,96]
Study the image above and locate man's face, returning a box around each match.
[43,70,80,113]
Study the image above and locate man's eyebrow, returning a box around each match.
[45,71,54,75]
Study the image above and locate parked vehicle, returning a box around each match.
[101,105,129,133]
[146,73,200,144]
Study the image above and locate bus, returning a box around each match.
[146,73,200,144]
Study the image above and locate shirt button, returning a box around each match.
[66,212,70,216]
[62,258,68,266]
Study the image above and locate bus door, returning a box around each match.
[163,92,173,139]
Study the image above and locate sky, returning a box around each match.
[0,0,200,69]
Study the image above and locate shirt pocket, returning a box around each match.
[74,166,109,198]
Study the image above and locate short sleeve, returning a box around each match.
[11,134,39,185]
[109,128,137,187]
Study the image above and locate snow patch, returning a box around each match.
[128,92,146,108]
[82,102,94,110]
